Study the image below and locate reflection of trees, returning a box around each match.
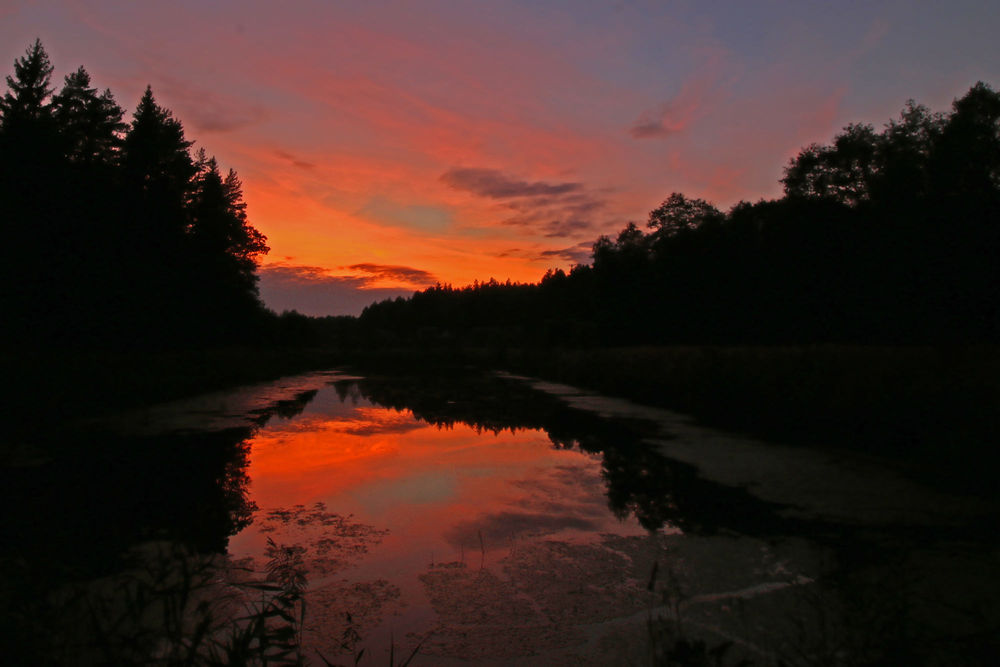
[601,442,679,531]
[2,425,261,663]
[1,427,258,583]
[259,389,319,423]
[343,373,785,534]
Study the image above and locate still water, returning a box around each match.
[6,369,997,665]
[228,374,668,663]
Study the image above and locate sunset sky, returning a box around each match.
[3,1,998,315]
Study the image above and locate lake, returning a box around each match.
[4,369,998,664]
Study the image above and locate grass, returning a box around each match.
[9,535,422,666]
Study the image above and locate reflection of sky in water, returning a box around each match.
[229,383,647,570]
[226,380,658,659]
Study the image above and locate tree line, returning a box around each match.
[0,40,271,348]
[360,83,1000,346]
[4,39,996,350]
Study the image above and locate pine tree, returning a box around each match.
[121,86,196,239]
[0,39,54,128]
[188,157,269,327]
[52,67,126,164]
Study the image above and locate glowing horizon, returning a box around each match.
[3,1,998,314]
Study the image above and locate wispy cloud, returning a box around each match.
[538,241,593,264]
[357,196,453,232]
[273,149,316,170]
[346,263,438,286]
[628,53,726,140]
[441,167,582,199]
[629,100,689,138]
[261,264,364,287]
[258,263,419,316]
[444,166,610,239]
[150,74,270,134]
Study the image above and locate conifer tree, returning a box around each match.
[0,39,54,128]
[121,87,196,240]
[52,67,126,164]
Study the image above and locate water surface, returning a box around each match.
[228,376,663,662]
[6,369,997,665]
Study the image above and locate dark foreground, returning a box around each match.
[2,361,998,664]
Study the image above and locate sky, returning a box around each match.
[3,1,999,315]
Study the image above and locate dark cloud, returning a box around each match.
[444,166,615,239]
[493,242,592,264]
[629,78,707,139]
[500,214,597,238]
[154,75,270,134]
[629,102,679,139]
[262,264,365,287]
[441,167,582,199]
[542,219,593,238]
[274,149,316,170]
[538,241,593,264]
[346,263,438,286]
[258,264,418,317]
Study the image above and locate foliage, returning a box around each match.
[0,41,270,349]
[357,82,1000,346]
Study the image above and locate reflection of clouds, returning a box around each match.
[444,511,599,547]
[260,407,422,438]
[341,416,425,437]
[443,463,609,547]
[335,406,424,437]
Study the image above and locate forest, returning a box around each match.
[0,40,272,349]
[360,85,1000,348]
[3,40,998,352]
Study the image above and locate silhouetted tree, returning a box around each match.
[781,123,880,205]
[51,67,126,165]
[930,82,1000,205]
[121,86,196,233]
[0,40,62,341]
[871,101,944,203]
[1,42,272,347]
[0,39,54,129]
[187,156,269,337]
[358,82,1000,346]
[647,192,723,237]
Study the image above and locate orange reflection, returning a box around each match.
[230,395,644,568]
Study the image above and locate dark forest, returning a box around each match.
[359,85,1000,347]
[1,40,271,349]
[3,37,1000,666]
[3,40,998,351]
